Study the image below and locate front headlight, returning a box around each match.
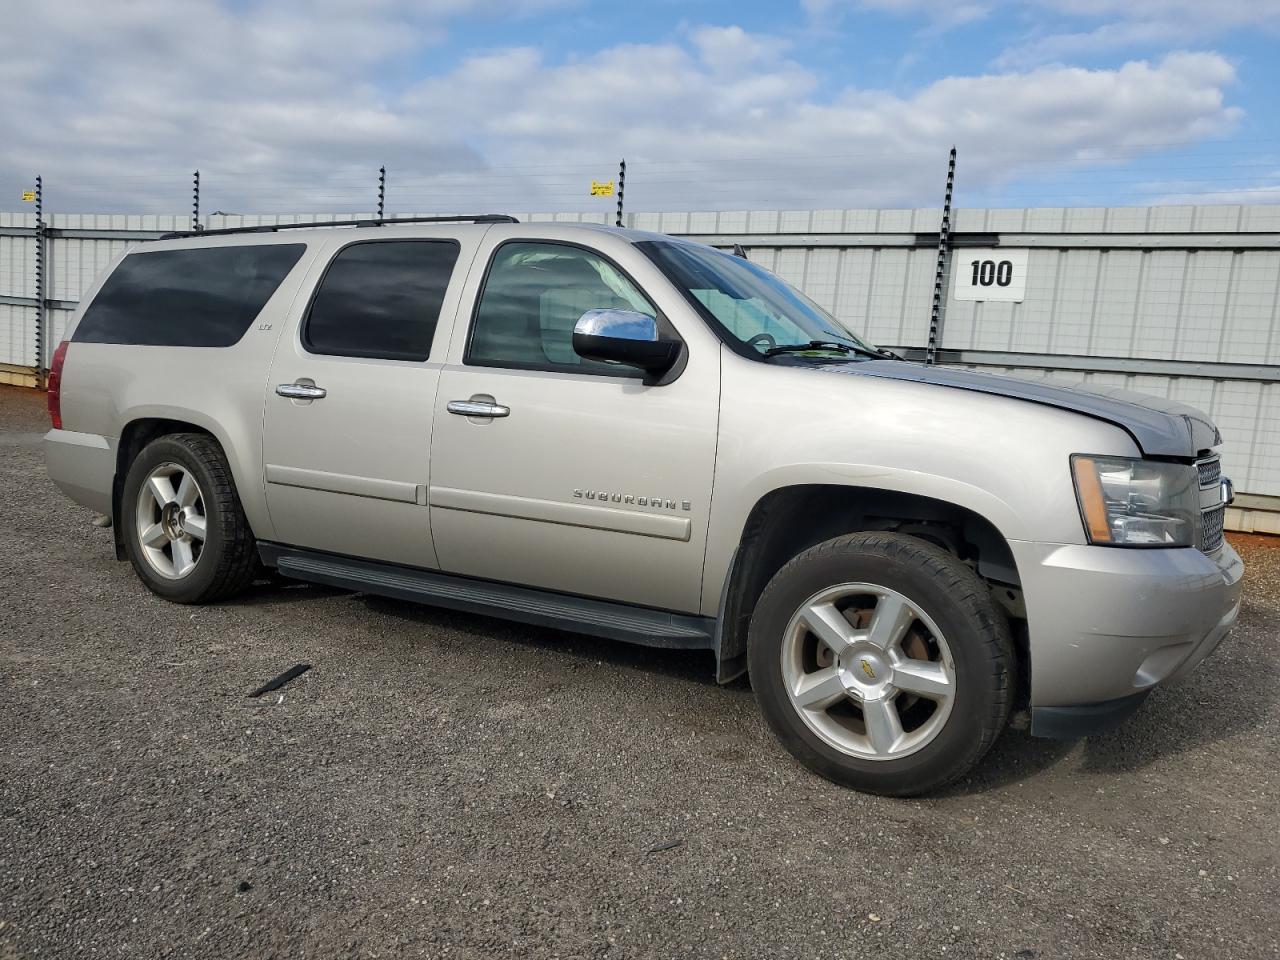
[1071,455,1199,547]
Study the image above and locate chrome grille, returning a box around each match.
[1200,505,1225,554]
[1197,457,1221,488]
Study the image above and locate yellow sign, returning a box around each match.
[589,180,614,197]
[21,190,36,202]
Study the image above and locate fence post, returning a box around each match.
[378,165,386,221]
[615,159,625,228]
[34,175,47,389]
[925,147,956,366]
[192,170,201,232]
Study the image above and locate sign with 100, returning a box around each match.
[952,248,1028,303]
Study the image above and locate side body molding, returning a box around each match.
[266,464,425,504]
[430,487,692,541]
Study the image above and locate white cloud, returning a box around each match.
[1034,0,1280,19]
[399,46,1239,210]
[803,0,1280,62]
[1151,183,1280,205]
[804,0,994,29]
[999,1,1280,66]
[0,4,1245,213]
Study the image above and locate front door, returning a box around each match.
[428,237,719,613]
[261,236,474,568]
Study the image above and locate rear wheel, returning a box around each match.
[748,532,1014,796]
[121,433,258,603]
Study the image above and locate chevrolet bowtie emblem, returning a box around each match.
[860,659,877,680]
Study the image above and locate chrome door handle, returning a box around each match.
[276,383,327,400]
[447,399,510,418]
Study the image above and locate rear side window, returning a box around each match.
[304,240,460,361]
[74,244,306,347]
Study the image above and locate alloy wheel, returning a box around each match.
[780,582,957,761]
[134,462,207,579]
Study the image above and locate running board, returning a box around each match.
[257,543,716,651]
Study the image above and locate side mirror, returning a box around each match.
[572,309,680,376]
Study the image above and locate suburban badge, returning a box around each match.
[573,489,692,511]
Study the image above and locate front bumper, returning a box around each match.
[1011,538,1243,725]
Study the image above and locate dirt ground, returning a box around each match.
[1,383,1276,959]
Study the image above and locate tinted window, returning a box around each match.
[305,240,459,361]
[75,244,306,347]
[468,241,657,375]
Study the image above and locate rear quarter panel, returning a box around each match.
[55,239,324,539]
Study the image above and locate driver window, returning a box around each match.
[468,241,657,374]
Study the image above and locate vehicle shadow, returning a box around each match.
[358,592,724,687]
[943,611,1278,795]
[1073,647,1276,775]
[228,579,1276,793]
[230,576,353,607]
[938,729,1077,795]
[224,576,725,685]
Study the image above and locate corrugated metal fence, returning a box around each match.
[3,206,1278,530]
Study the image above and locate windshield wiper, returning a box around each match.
[764,340,881,360]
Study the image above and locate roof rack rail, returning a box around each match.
[158,214,518,240]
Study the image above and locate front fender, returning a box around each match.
[699,352,1140,616]
[699,464,1022,618]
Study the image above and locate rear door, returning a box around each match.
[261,232,480,568]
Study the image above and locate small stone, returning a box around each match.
[868,914,881,922]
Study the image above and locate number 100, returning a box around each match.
[970,259,1013,287]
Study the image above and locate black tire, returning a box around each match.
[748,532,1014,796]
[120,433,259,604]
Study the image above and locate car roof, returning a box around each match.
[142,219,679,252]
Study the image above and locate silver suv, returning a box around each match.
[43,216,1243,795]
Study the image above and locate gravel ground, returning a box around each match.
[1,382,1277,959]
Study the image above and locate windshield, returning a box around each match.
[638,240,876,357]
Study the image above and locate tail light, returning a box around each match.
[47,340,69,429]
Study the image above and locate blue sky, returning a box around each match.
[2,0,1279,214]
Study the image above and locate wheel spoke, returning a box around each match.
[892,659,952,700]
[140,523,169,548]
[147,474,176,508]
[865,593,915,651]
[183,514,207,541]
[863,697,904,755]
[801,602,857,657]
[175,471,199,508]
[172,538,196,577]
[793,667,848,710]
[781,581,959,762]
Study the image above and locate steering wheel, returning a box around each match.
[746,333,777,352]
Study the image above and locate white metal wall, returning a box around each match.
[0,212,38,368]
[2,206,1278,506]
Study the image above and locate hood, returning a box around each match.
[829,360,1219,458]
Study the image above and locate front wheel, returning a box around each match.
[748,532,1014,796]
[120,433,259,604]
